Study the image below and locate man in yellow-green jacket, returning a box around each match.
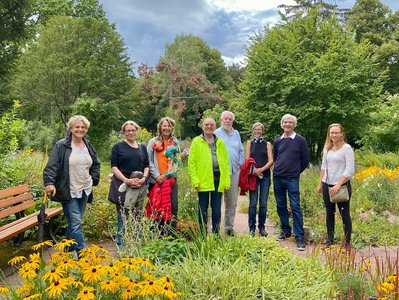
[188,118,230,235]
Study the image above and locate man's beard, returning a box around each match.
[222,124,232,131]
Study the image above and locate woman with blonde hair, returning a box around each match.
[44,115,100,255]
[317,123,355,248]
[147,117,180,233]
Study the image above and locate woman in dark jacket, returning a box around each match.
[43,115,100,255]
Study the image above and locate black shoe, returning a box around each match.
[249,230,255,237]
[276,232,291,241]
[226,229,235,236]
[323,240,334,248]
[296,239,306,251]
[259,228,268,237]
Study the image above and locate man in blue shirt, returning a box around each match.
[215,111,244,236]
[273,114,310,251]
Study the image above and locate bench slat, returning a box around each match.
[0,200,36,219]
[0,185,30,200]
[0,193,34,210]
[0,207,63,243]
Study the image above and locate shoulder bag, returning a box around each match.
[326,151,349,203]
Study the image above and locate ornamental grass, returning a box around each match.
[1,239,181,300]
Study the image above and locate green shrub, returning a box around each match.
[355,149,399,169]
[361,174,399,214]
[158,236,334,299]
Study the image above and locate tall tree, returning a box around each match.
[11,16,133,127]
[279,0,349,21]
[0,0,34,110]
[237,8,384,160]
[346,0,399,94]
[136,34,234,137]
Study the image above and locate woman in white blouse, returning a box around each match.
[317,123,355,248]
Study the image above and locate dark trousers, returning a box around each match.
[322,181,352,245]
[198,179,222,235]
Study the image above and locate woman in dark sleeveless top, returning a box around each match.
[245,122,274,237]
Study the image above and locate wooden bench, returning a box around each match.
[0,184,63,243]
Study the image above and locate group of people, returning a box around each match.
[42,111,354,256]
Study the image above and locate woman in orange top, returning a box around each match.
[147,117,180,232]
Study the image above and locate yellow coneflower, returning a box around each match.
[16,282,34,296]
[82,265,105,283]
[123,261,141,274]
[57,258,78,272]
[76,286,95,300]
[100,280,118,293]
[29,252,41,262]
[49,252,71,264]
[31,240,53,251]
[0,286,9,294]
[161,286,182,299]
[77,259,93,269]
[138,280,162,297]
[53,239,77,251]
[46,278,69,298]
[69,277,84,289]
[42,267,66,283]
[18,265,37,280]
[121,288,137,300]
[23,293,41,300]
[136,258,156,269]
[387,275,399,283]
[8,255,27,266]
[157,276,175,289]
[141,272,155,280]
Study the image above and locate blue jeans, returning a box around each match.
[273,177,304,240]
[248,176,270,231]
[198,180,222,235]
[61,192,89,253]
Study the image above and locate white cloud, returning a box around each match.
[207,0,296,12]
[222,54,247,66]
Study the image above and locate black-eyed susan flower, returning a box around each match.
[16,282,34,296]
[69,278,84,289]
[42,267,65,283]
[141,272,155,280]
[49,252,71,264]
[136,258,156,269]
[29,252,41,262]
[53,239,77,251]
[22,293,41,300]
[8,256,26,266]
[18,265,37,280]
[82,265,105,283]
[100,280,118,293]
[46,279,69,298]
[58,258,78,272]
[161,286,181,299]
[76,286,95,300]
[157,276,175,289]
[121,288,137,300]
[138,280,161,297]
[31,240,53,251]
[0,286,10,294]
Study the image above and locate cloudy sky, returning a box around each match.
[100,0,399,69]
